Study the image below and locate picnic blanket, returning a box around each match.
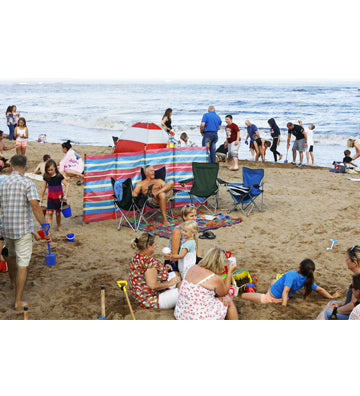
[129,212,243,239]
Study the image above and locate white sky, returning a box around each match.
[1,0,359,80]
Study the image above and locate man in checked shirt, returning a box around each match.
[0,155,51,310]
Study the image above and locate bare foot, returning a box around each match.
[15,301,28,311]
[57,226,62,232]
[279,154,283,160]
[163,220,170,226]
[10,282,15,289]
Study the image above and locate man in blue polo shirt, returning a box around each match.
[200,105,222,163]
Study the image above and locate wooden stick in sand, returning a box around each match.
[24,306,28,320]
[100,285,105,319]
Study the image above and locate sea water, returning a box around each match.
[1,79,359,167]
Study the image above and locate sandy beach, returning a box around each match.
[0,141,358,320]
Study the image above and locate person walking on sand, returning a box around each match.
[200,105,222,163]
[268,118,283,163]
[0,154,50,310]
[299,120,315,166]
[40,159,69,232]
[224,115,240,171]
[287,121,307,167]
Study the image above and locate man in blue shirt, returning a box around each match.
[200,105,222,163]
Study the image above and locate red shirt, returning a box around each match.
[225,123,240,144]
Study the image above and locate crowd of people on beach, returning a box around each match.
[1,103,360,319]
[1,105,87,311]
[162,106,360,170]
[127,203,360,320]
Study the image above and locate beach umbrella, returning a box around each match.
[114,122,169,154]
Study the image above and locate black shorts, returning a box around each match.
[308,145,314,153]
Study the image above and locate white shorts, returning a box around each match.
[228,142,240,160]
[158,288,179,309]
[4,233,33,267]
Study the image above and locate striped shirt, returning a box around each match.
[0,171,39,239]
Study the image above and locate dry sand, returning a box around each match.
[0,141,359,320]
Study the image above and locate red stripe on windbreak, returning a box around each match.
[83,212,115,223]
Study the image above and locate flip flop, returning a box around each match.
[199,231,216,239]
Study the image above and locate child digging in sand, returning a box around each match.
[241,258,342,306]
[40,159,69,231]
[165,220,198,278]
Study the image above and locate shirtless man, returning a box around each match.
[0,130,16,170]
[133,166,174,225]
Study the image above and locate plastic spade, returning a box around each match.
[327,239,338,250]
[41,223,56,266]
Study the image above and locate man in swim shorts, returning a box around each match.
[133,165,174,225]
[287,122,307,167]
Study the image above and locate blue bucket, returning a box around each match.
[61,205,72,218]
[66,233,75,242]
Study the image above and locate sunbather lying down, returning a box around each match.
[133,165,174,225]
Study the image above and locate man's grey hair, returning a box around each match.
[10,154,27,170]
[208,105,215,111]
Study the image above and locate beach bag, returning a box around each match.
[332,161,346,173]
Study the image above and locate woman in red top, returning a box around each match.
[129,232,181,309]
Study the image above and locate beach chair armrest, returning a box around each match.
[217,178,228,185]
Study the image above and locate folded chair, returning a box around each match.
[179,162,221,214]
[221,167,264,216]
[111,177,147,231]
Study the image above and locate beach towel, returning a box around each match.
[59,148,84,174]
[127,212,242,239]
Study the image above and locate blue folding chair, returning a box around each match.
[221,167,264,216]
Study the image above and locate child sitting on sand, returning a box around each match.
[241,258,342,306]
[33,154,51,176]
[343,150,357,168]
[40,159,69,231]
[165,220,198,278]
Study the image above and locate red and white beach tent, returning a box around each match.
[114,122,169,153]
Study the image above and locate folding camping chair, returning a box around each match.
[179,162,221,214]
[111,177,147,231]
[140,166,175,221]
[221,167,264,216]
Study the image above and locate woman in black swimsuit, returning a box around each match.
[161,108,173,133]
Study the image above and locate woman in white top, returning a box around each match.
[14,117,29,155]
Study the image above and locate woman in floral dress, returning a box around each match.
[129,232,181,309]
[174,247,238,320]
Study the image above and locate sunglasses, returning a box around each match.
[350,245,359,252]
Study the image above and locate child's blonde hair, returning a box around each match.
[182,220,198,239]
